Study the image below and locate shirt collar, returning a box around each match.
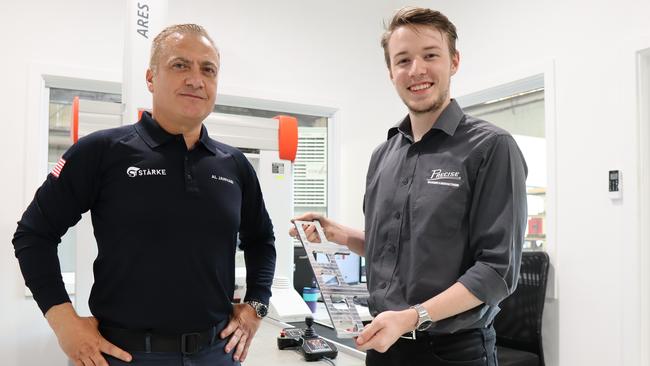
[198,125,218,155]
[135,111,217,155]
[387,99,464,141]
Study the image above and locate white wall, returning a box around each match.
[0,1,124,365]
[4,1,650,365]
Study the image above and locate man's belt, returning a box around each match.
[99,321,226,355]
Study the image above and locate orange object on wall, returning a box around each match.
[274,115,298,162]
[71,96,80,143]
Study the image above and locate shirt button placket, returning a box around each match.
[184,154,193,191]
[379,145,412,301]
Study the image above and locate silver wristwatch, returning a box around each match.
[411,303,434,331]
[244,300,268,318]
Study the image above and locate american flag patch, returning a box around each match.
[51,158,66,178]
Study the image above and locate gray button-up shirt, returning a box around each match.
[364,99,528,334]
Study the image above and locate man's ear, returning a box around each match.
[146,68,154,93]
[450,51,460,76]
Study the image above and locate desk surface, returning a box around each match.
[245,318,366,366]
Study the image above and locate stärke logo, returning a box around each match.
[126,166,167,178]
[427,169,461,187]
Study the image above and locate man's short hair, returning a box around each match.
[149,24,219,72]
[380,7,458,68]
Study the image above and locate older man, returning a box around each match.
[13,24,275,366]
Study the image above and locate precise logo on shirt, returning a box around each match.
[427,169,461,187]
[126,166,167,178]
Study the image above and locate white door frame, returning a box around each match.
[637,47,650,366]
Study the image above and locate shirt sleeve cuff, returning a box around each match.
[243,286,272,305]
[32,284,71,315]
[458,261,509,306]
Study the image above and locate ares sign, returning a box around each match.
[136,2,150,38]
[123,0,168,123]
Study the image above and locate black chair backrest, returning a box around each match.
[494,251,550,363]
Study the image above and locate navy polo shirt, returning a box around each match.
[13,112,276,332]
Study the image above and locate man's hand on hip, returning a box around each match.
[46,303,132,365]
[220,303,261,362]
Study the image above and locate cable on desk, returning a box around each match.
[320,356,336,366]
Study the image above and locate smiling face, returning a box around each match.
[387,24,459,115]
[146,32,219,130]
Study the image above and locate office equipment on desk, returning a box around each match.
[245,318,365,365]
[303,287,319,313]
[277,315,338,362]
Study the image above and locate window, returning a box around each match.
[293,126,328,217]
[46,87,121,295]
[213,105,330,219]
[462,84,547,251]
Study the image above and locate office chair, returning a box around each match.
[495,251,550,366]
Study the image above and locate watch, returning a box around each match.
[411,303,434,331]
[244,300,269,318]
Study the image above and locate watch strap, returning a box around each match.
[411,303,434,331]
[244,300,268,318]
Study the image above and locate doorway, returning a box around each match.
[637,47,650,366]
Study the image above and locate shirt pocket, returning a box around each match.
[412,180,468,239]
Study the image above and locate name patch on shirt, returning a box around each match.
[427,169,461,188]
[126,166,167,178]
[211,175,234,184]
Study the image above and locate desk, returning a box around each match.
[245,318,366,366]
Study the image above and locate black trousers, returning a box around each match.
[366,326,497,366]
